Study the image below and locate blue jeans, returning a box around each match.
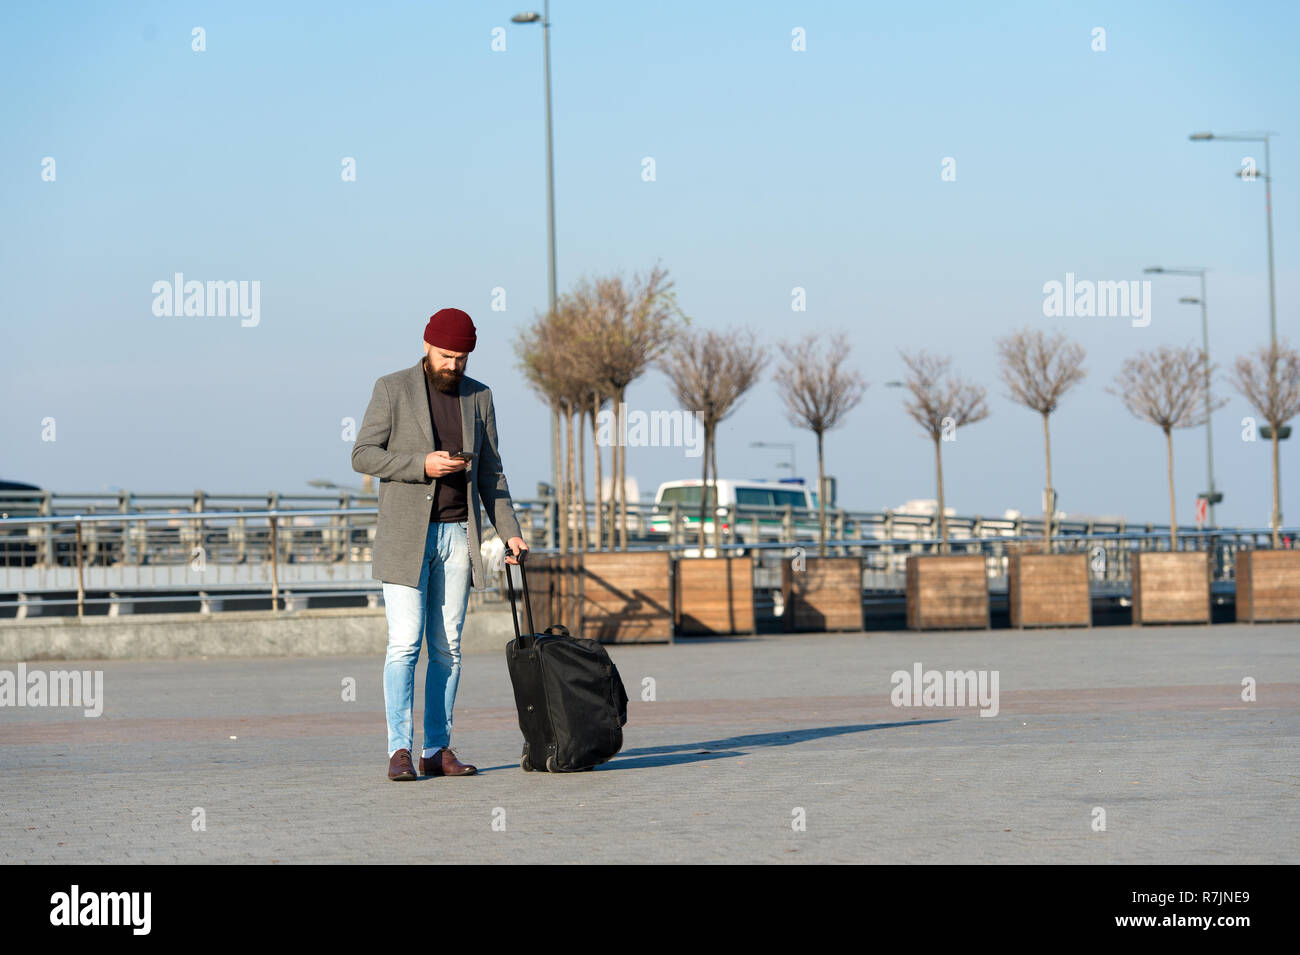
[381,520,471,757]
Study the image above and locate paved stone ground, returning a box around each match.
[1,624,1296,864]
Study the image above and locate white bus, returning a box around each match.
[649,478,824,554]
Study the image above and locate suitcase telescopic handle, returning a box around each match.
[504,546,535,645]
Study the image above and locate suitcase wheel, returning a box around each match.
[546,754,558,773]
[521,756,534,772]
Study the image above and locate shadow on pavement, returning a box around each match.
[477,719,951,773]
[629,718,949,753]
[590,750,741,770]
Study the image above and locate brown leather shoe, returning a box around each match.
[387,749,416,781]
[420,747,477,776]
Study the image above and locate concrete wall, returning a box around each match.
[0,606,521,662]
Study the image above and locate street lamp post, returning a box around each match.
[1189,132,1278,347]
[1190,132,1288,530]
[513,4,559,546]
[1144,267,1221,526]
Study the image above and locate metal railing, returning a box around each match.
[1,489,1293,617]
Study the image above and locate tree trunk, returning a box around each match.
[559,402,569,556]
[616,388,628,551]
[1165,427,1177,550]
[592,394,604,552]
[1272,428,1281,549]
[934,435,947,554]
[697,424,709,553]
[711,429,721,552]
[554,399,566,553]
[606,394,619,550]
[577,405,588,552]
[817,429,827,557]
[569,404,582,552]
[1042,410,1054,546]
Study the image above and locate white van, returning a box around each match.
[649,479,821,553]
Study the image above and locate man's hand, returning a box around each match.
[505,537,529,565]
[424,450,469,479]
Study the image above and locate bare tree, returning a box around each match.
[566,281,615,551]
[554,296,601,552]
[660,328,767,552]
[1231,340,1300,548]
[580,265,684,550]
[1109,344,1228,549]
[899,349,990,554]
[515,302,579,552]
[997,329,1087,544]
[774,333,866,557]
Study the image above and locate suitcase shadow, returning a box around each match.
[593,750,742,770]
[473,720,951,773]
[597,719,952,771]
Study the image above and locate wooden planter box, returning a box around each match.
[905,555,990,630]
[1236,550,1300,622]
[1008,553,1091,628]
[579,551,673,643]
[1132,552,1210,624]
[675,556,755,636]
[781,557,863,632]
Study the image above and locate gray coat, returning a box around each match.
[351,359,523,589]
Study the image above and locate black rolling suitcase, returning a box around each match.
[504,551,629,773]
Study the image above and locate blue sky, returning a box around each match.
[1,0,1296,528]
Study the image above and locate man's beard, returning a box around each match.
[424,358,462,394]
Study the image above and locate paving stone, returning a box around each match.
[0,625,1296,863]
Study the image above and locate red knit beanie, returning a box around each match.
[423,308,477,352]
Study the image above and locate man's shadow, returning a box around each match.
[479,719,951,773]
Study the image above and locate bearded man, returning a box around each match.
[352,307,529,781]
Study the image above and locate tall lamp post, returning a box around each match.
[1189,132,1277,347]
[513,4,559,545]
[1191,131,1288,530]
[1144,267,1221,526]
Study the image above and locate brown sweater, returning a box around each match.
[423,359,469,523]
